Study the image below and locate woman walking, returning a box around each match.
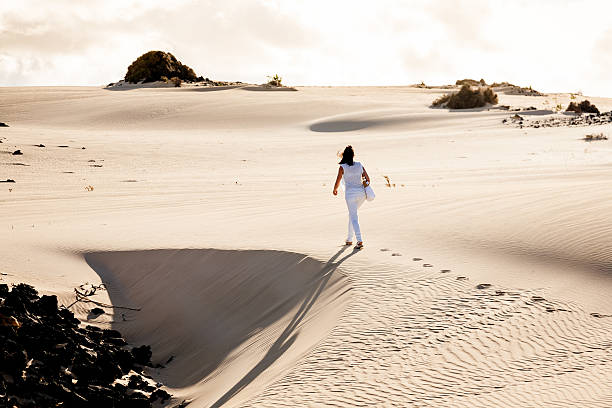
[333,145,370,249]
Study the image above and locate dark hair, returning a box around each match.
[339,145,354,166]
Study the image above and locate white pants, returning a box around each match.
[345,189,366,242]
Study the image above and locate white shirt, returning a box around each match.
[341,162,364,191]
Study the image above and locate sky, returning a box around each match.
[1,0,611,96]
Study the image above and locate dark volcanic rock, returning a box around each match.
[132,345,152,366]
[124,50,198,84]
[0,122,8,127]
[11,150,22,155]
[90,307,105,316]
[0,283,174,407]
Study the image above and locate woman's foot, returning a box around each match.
[345,241,353,246]
[355,241,363,249]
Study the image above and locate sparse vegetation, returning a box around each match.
[456,79,483,87]
[267,74,283,87]
[124,51,198,83]
[432,84,498,109]
[584,133,607,141]
[170,76,182,87]
[566,100,600,114]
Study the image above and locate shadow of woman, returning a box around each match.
[210,246,359,407]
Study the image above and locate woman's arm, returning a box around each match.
[362,166,370,184]
[333,166,343,195]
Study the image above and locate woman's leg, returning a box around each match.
[347,216,354,242]
[347,193,366,242]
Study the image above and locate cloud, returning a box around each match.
[0,0,611,96]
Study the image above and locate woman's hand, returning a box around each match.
[333,167,343,197]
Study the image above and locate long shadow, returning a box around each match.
[210,246,359,408]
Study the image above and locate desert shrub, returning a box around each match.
[584,133,607,141]
[431,93,451,107]
[124,51,198,83]
[482,87,498,105]
[455,78,481,86]
[490,81,515,87]
[566,100,600,114]
[160,76,169,83]
[170,76,182,87]
[267,74,282,86]
[433,85,498,109]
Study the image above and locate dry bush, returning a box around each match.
[432,85,498,109]
[431,93,451,107]
[584,133,607,141]
[125,51,198,83]
[170,77,182,87]
[566,100,600,114]
[267,74,283,86]
[456,79,482,86]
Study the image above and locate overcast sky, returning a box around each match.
[1,0,611,96]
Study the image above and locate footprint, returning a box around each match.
[440,269,451,273]
[531,296,545,302]
[391,253,402,256]
[380,248,391,252]
[476,283,492,289]
[423,263,433,267]
[456,276,468,280]
[412,257,422,261]
[495,290,506,296]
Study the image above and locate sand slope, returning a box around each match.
[1,86,611,407]
[84,248,350,407]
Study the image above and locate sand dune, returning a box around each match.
[84,249,350,407]
[1,85,611,407]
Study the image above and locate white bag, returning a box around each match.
[364,183,375,201]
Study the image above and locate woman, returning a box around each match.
[333,145,370,249]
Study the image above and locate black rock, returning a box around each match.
[131,345,152,366]
[0,282,172,407]
[102,329,122,339]
[0,122,8,127]
[150,388,171,403]
[37,295,58,315]
[12,149,22,155]
[90,307,105,316]
[36,144,45,147]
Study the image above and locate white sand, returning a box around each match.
[1,86,611,407]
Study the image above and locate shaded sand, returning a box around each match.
[1,85,611,407]
[84,249,351,406]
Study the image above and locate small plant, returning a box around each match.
[455,79,481,86]
[584,133,608,141]
[570,93,576,100]
[566,100,600,114]
[431,93,451,107]
[383,176,391,188]
[160,76,169,83]
[555,103,563,112]
[170,76,182,87]
[267,74,282,87]
[431,85,497,109]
